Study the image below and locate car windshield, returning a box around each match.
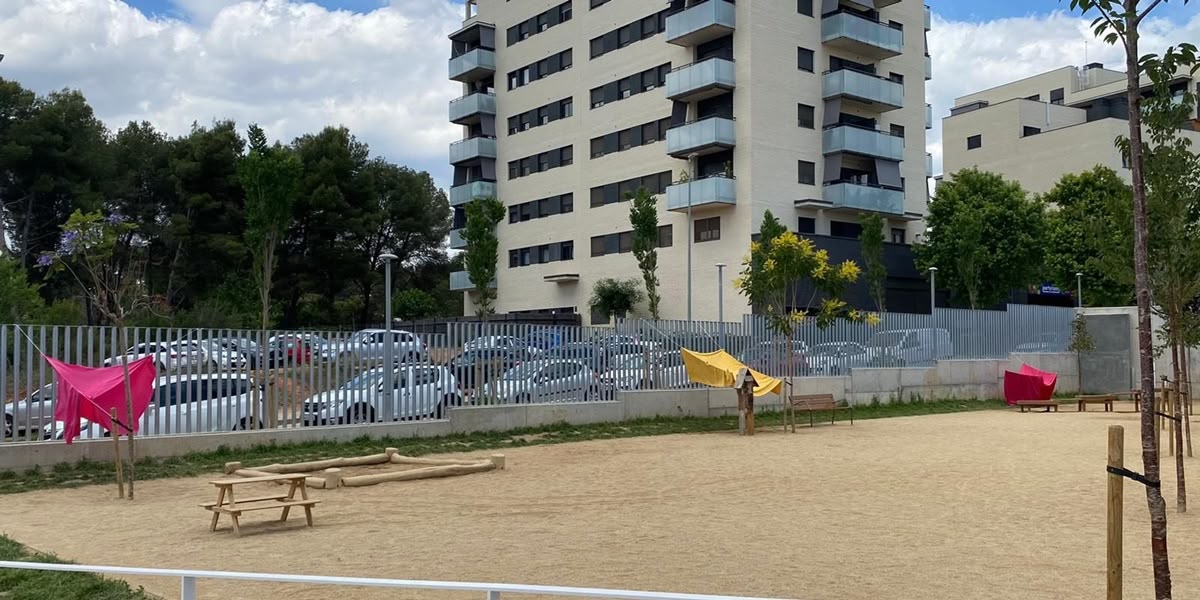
[866,332,906,348]
[612,355,644,370]
[340,369,385,390]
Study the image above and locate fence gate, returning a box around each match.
[1081,313,1133,394]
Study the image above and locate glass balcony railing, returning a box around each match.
[822,11,903,59]
[925,5,932,30]
[925,54,932,81]
[666,116,736,157]
[926,153,934,178]
[666,0,736,47]
[825,182,905,215]
[666,175,737,211]
[449,229,466,250]
[449,48,496,82]
[666,58,736,102]
[449,136,497,165]
[823,125,904,161]
[450,271,495,292]
[449,180,497,206]
[449,92,496,124]
[823,68,904,111]
[926,103,933,130]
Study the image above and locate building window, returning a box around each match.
[590,172,673,207]
[590,226,672,257]
[695,217,721,243]
[830,220,863,239]
[508,97,575,136]
[507,49,573,91]
[590,9,669,59]
[797,47,814,73]
[891,228,906,244]
[798,103,815,129]
[798,217,816,234]
[507,2,572,46]
[797,0,813,16]
[590,63,671,109]
[1050,88,1065,105]
[890,124,905,138]
[888,72,904,84]
[1022,126,1041,137]
[507,241,575,268]
[1024,94,1041,101]
[798,160,816,185]
[508,194,574,224]
[590,117,671,158]
[967,135,982,150]
[508,146,574,180]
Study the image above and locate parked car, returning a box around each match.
[738,342,810,376]
[523,330,563,351]
[541,342,608,373]
[447,347,527,390]
[43,373,265,440]
[300,365,462,425]
[206,337,286,370]
[5,384,56,436]
[269,335,315,365]
[103,341,204,372]
[463,335,539,360]
[268,333,332,355]
[327,329,428,364]
[863,328,953,367]
[807,342,871,375]
[600,351,690,390]
[492,359,607,404]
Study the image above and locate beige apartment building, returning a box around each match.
[943,63,1200,195]
[447,0,933,322]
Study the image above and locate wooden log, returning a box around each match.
[389,455,489,467]
[339,453,391,467]
[341,461,496,487]
[234,468,279,478]
[223,461,243,475]
[253,457,346,473]
[323,468,343,489]
[490,454,506,470]
[1107,425,1124,600]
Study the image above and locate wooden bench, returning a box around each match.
[202,473,319,537]
[1016,400,1059,413]
[788,394,852,431]
[1077,394,1117,412]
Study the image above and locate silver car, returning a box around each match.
[301,365,462,424]
[328,329,428,364]
[492,359,605,404]
[808,342,871,375]
[600,352,690,390]
[5,383,56,437]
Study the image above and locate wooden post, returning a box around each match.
[110,409,125,500]
[1174,377,1187,513]
[1169,385,1176,457]
[1107,425,1124,600]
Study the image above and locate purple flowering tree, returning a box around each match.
[41,209,149,500]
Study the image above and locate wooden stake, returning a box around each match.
[1107,425,1124,600]
[1185,348,1193,458]
[1174,380,1187,513]
[110,409,125,500]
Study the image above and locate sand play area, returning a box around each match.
[3,408,1200,600]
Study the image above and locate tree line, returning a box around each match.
[0,77,459,329]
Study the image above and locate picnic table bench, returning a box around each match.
[201,473,319,537]
[1016,400,1059,413]
[788,394,852,431]
[1077,394,1117,412]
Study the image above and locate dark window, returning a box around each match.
[830,221,863,239]
[658,225,673,248]
[591,9,669,59]
[507,2,572,47]
[798,47,814,72]
[590,116,670,158]
[589,63,671,109]
[591,0,611,8]
[1025,94,1041,101]
[590,172,672,207]
[798,103,815,129]
[1023,126,1041,137]
[509,145,574,180]
[889,72,904,84]
[890,124,905,137]
[1050,88,1065,105]
[967,135,982,150]
[509,240,575,268]
[592,225,674,257]
[797,0,813,16]
[508,49,573,90]
[509,194,574,224]
[695,217,721,243]
[891,228,907,244]
[798,160,816,185]
[798,217,816,234]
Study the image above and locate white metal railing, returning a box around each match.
[0,561,792,600]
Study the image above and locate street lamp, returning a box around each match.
[686,152,699,327]
[379,252,398,419]
[716,263,727,349]
[928,266,938,314]
[1076,272,1084,308]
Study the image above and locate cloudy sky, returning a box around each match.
[1,0,1198,190]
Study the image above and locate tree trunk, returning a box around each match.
[1172,336,1185,513]
[118,322,137,501]
[1124,10,1171,597]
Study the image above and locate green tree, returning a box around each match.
[1042,167,1135,307]
[743,211,789,314]
[462,197,505,317]
[1067,313,1096,392]
[858,212,887,312]
[239,123,302,332]
[627,187,661,319]
[915,169,1045,308]
[393,288,438,321]
[0,254,44,321]
[1068,1,1198,591]
[589,278,644,323]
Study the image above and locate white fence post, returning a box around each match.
[181,575,197,600]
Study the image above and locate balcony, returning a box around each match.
[841,0,900,10]
[926,153,934,178]
[925,5,932,30]
[666,0,736,47]
[449,180,497,206]
[926,103,933,130]
[822,11,903,60]
[666,116,736,157]
[825,182,905,216]
[823,124,904,161]
[666,175,737,212]
[823,68,904,112]
[449,92,496,125]
[925,54,932,80]
[666,58,736,102]
[449,136,497,166]
[449,48,496,83]
[449,229,467,250]
[450,271,495,292]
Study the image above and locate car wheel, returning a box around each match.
[516,393,532,405]
[346,403,375,424]
[156,362,166,373]
[3,414,12,439]
[235,418,263,431]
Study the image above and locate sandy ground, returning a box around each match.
[2,406,1200,600]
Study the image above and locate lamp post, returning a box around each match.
[1076,272,1084,308]
[380,252,398,420]
[716,262,727,349]
[928,266,938,315]
[686,153,699,327]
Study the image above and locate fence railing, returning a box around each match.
[0,561,792,600]
[1,304,1075,444]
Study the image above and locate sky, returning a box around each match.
[1,0,1198,191]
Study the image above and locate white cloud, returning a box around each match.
[926,9,1200,178]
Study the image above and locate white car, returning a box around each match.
[600,352,690,390]
[6,383,56,437]
[103,341,203,372]
[43,373,264,440]
[463,335,539,359]
[326,329,428,364]
[808,342,871,375]
[492,359,607,404]
[301,365,462,424]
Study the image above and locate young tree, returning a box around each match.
[914,169,1044,308]
[1067,1,1198,593]
[393,288,437,321]
[858,212,887,313]
[589,278,645,323]
[628,187,662,319]
[1042,167,1135,306]
[462,197,505,317]
[1067,313,1096,392]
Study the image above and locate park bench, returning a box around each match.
[1077,394,1117,412]
[1016,400,1059,413]
[788,394,852,431]
[201,473,319,537]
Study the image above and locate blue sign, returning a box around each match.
[1039,283,1065,296]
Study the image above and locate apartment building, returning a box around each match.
[943,63,1200,194]
[447,0,932,322]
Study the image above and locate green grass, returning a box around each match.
[0,398,1008,495]
[0,535,156,600]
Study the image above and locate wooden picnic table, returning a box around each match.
[1016,400,1059,413]
[201,473,319,537]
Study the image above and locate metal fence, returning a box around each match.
[1,304,1074,444]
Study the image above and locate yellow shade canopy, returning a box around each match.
[680,349,784,397]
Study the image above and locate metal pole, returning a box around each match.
[928,266,938,314]
[716,263,726,349]
[381,253,397,421]
[1077,272,1084,308]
